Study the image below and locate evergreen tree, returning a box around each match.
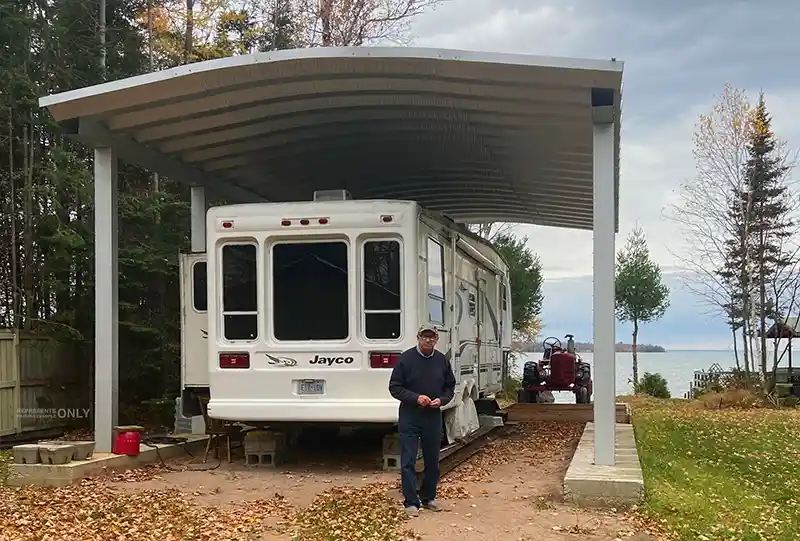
[717,187,755,375]
[615,226,670,387]
[491,233,544,340]
[259,0,297,51]
[745,94,792,380]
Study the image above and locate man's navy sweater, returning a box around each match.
[388,346,456,411]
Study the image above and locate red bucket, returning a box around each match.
[112,430,141,456]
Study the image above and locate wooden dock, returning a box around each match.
[504,403,631,424]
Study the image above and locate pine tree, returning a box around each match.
[615,226,670,387]
[745,94,792,380]
[717,187,755,375]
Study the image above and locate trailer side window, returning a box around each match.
[363,240,401,339]
[427,238,445,325]
[221,243,258,341]
[192,262,207,312]
[501,284,507,312]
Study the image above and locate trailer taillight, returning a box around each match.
[370,352,401,368]
[219,352,249,369]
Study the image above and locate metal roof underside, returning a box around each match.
[39,47,623,231]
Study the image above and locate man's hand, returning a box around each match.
[429,398,441,408]
[417,394,431,407]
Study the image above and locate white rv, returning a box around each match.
[179,191,512,441]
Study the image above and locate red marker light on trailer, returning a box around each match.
[219,352,250,369]
[318,217,329,224]
[381,215,393,223]
[222,221,233,229]
[370,352,401,368]
[281,219,291,226]
[300,219,310,225]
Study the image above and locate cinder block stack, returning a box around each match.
[243,430,287,467]
[381,434,422,471]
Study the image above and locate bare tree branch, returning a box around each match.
[291,0,447,47]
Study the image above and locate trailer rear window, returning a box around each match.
[221,243,258,340]
[273,241,349,341]
[363,240,401,339]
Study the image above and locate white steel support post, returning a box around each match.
[94,147,119,453]
[592,120,616,466]
[190,186,206,252]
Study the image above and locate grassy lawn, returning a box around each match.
[632,397,800,541]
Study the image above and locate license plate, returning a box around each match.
[298,380,325,395]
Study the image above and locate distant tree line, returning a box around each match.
[515,341,665,353]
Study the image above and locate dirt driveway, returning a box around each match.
[0,422,648,540]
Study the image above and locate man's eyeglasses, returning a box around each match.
[418,334,438,341]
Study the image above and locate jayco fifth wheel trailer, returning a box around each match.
[178,190,512,442]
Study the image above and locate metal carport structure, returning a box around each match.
[38,46,623,465]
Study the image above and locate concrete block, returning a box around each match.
[562,423,644,508]
[244,430,286,455]
[12,444,41,465]
[70,441,96,461]
[38,444,76,465]
[39,440,95,461]
[381,434,422,471]
[8,435,209,488]
[479,415,504,428]
[245,451,280,467]
[383,454,401,470]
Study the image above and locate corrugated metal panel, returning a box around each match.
[37,47,623,231]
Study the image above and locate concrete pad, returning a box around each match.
[7,434,208,487]
[563,422,644,508]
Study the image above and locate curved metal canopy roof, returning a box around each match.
[39,46,623,231]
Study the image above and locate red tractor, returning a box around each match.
[518,334,593,404]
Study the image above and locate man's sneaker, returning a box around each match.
[422,500,442,512]
[404,506,419,517]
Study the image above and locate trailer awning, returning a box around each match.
[39,46,623,230]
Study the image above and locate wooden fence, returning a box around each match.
[0,329,81,441]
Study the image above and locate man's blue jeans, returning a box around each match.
[398,406,442,508]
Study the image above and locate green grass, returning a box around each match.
[632,398,800,541]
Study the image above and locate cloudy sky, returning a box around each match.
[406,0,800,350]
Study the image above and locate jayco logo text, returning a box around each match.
[310,355,354,366]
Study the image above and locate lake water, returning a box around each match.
[511,350,795,402]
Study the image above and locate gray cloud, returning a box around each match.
[406,1,800,347]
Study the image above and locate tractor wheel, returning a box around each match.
[576,386,590,404]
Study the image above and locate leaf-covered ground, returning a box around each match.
[632,397,800,541]
[0,421,620,541]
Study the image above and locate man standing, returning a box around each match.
[388,324,456,516]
